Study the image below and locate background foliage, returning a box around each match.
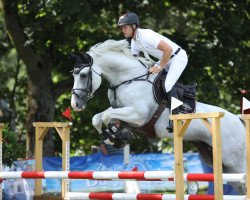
[0,0,249,157]
[2,126,25,167]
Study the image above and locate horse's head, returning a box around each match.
[70,52,101,111]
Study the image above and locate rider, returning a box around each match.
[118,12,188,132]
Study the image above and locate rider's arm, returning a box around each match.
[149,40,173,74]
[156,40,173,69]
[131,39,140,56]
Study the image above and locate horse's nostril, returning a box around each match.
[75,102,78,107]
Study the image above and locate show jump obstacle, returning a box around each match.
[169,112,224,200]
[0,113,250,199]
[33,122,72,199]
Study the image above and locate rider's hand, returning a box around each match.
[149,64,163,74]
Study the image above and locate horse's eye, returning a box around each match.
[80,73,87,78]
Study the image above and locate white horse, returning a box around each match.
[71,39,246,194]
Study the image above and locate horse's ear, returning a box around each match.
[69,52,79,60]
[79,52,91,63]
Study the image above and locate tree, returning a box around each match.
[0,0,72,156]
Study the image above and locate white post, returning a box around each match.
[123,144,141,193]
[123,144,130,165]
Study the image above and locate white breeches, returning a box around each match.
[164,49,188,92]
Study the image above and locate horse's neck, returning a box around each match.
[98,53,147,85]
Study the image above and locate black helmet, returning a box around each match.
[118,12,140,27]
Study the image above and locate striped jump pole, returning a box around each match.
[0,171,246,182]
[65,192,246,200]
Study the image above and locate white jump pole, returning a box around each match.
[65,192,246,200]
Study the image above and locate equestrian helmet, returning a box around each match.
[118,12,140,27]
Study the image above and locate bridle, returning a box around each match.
[71,55,101,103]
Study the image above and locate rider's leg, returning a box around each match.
[164,50,188,132]
[166,87,179,132]
[164,49,188,92]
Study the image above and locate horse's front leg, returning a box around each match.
[92,112,103,134]
[92,106,147,146]
[92,112,117,145]
[100,106,146,126]
[92,107,122,134]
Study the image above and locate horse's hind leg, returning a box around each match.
[226,180,246,195]
[194,141,247,195]
[193,141,213,167]
[223,164,247,195]
[221,137,246,194]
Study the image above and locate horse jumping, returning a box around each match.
[71,39,246,194]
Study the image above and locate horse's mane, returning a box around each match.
[90,39,132,56]
[89,39,154,67]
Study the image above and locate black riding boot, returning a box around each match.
[166,87,179,132]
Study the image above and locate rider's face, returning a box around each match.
[120,25,134,38]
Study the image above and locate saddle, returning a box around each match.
[153,70,197,114]
[139,71,197,138]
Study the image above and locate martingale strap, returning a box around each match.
[139,99,167,138]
